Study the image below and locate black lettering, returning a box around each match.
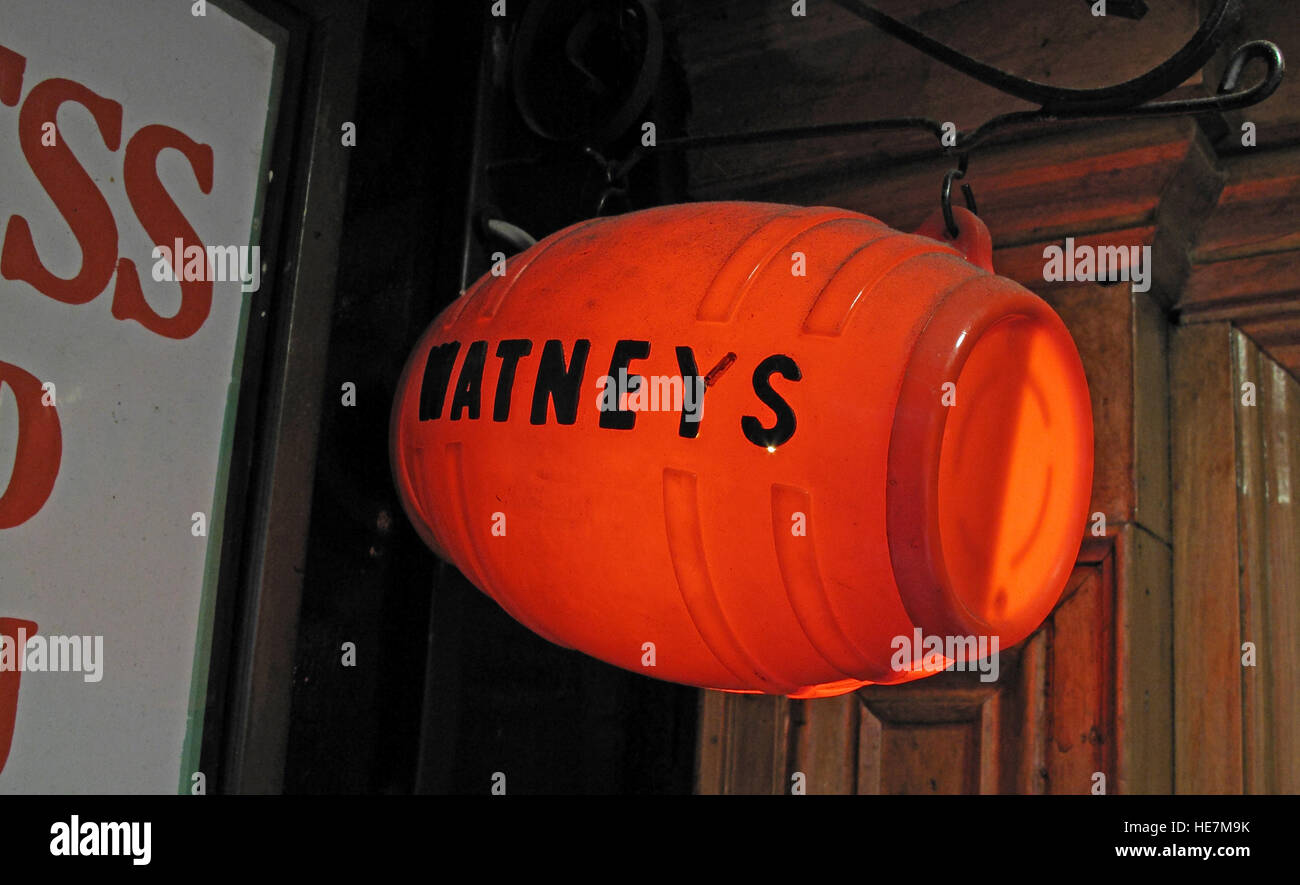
[418,341,461,421]
[530,339,591,425]
[676,346,706,439]
[450,340,488,420]
[742,354,800,448]
[600,339,650,430]
[493,339,533,421]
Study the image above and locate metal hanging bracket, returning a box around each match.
[655,0,1283,155]
[500,1,1284,225]
[636,0,1283,234]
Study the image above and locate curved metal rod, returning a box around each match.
[959,39,1284,150]
[659,116,943,151]
[830,0,1239,112]
[1216,38,1286,100]
[653,39,1283,155]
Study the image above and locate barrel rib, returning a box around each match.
[662,467,802,693]
[445,442,567,647]
[770,483,887,680]
[803,236,942,336]
[696,207,864,323]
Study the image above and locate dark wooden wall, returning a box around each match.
[673,0,1300,794]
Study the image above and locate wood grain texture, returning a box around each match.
[789,694,859,794]
[694,688,727,794]
[694,691,791,794]
[857,680,1002,794]
[853,538,1119,795]
[1183,147,1300,380]
[1168,326,1300,794]
[1116,524,1174,794]
[1134,289,1173,542]
[1001,628,1049,794]
[1237,315,1300,378]
[663,0,1300,379]
[1183,252,1300,327]
[1236,330,1266,794]
[1170,323,1243,793]
[1149,128,1224,305]
[1047,543,1116,794]
[662,0,1204,195]
[695,533,1175,795]
[1259,353,1300,793]
[1192,149,1300,263]
[674,0,1294,797]
[1232,329,1300,794]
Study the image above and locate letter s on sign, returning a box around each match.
[111,124,215,340]
[0,78,123,305]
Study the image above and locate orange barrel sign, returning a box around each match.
[390,202,1093,698]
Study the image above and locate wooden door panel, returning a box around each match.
[699,538,1126,795]
[857,682,999,795]
[1048,554,1115,793]
[1173,325,1300,794]
[854,544,1114,795]
[695,692,790,795]
[877,722,984,795]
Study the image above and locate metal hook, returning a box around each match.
[1217,39,1285,101]
[584,145,644,216]
[941,154,978,239]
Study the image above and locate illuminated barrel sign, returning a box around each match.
[391,202,1093,698]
